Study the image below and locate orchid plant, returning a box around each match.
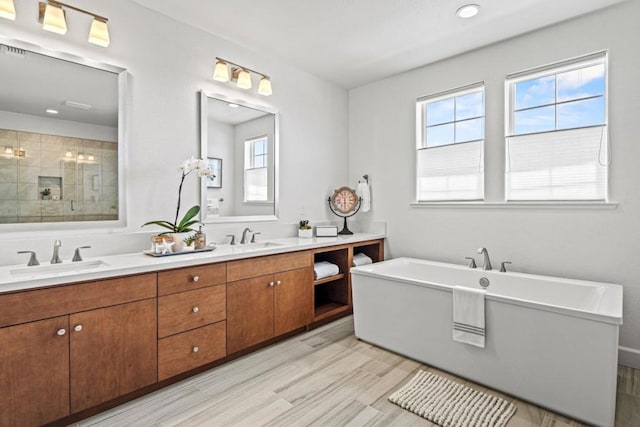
[143,157,214,233]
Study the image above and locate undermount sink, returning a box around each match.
[10,259,109,276]
[227,241,284,251]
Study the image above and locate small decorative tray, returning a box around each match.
[143,247,216,257]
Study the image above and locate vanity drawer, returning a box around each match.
[227,251,312,282]
[0,273,157,328]
[158,321,226,381]
[158,285,226,338]
[157,263,226,296]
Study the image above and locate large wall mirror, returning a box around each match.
[200,91,278,223]
[0,38,126,229]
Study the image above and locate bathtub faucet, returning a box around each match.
[477,247,492,271]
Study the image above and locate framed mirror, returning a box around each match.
[200,91,278,223]
[0,38,127,230]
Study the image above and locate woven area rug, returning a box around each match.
[388,370,516,427]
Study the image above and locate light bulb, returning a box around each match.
[0,0,16,21]
[213,60,230,82]
[236,69,252,89]
[42,3,67,35]
[258,76,272,96]
[88,18,110,47]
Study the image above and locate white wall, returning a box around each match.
[207,119,234,216]
[0,0,348,259]
[349,1,640,363]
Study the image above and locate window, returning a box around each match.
[416,83,485,201]
[244,136,269,202]
[506,53,608,201]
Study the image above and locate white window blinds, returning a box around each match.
[506,126,607,200]
[417,141,484,201]
[245,168,268,201]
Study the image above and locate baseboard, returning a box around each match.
[619,346,640,369]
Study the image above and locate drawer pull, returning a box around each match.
[192,346,199,353]
[276,280,282,286]
[74,324,83,332]
[56,328,66,336]
[268,281,275,287]
[192,275,200,282]
[192,306,199,313]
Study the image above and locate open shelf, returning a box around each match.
[314,302,350,321]
[313,273,345,286]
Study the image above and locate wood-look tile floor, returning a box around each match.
[74,316,640,427]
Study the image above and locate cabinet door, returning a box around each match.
[70,299,157,412]
[0,316,70,427]
[227,274,274,354]
[274,267,313,336]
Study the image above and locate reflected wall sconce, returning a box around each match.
[38,1,110,47]
[0,0,16,20]
[212,57,273,96]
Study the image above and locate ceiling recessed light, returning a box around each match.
[228,103,239,108]
[63,100,92,110]
[45,108,59,114]
[456,4,480,19]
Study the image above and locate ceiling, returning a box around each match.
[0,44,118,127]
[131,0,625,88]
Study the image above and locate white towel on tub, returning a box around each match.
[452,286,486,348]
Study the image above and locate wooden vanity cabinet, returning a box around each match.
[69,298,157,413]
[0,273,157,425]
[157,266,227,381]
[227,251,313,354]
[0,316,70,427]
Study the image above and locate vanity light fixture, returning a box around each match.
[65,151,73,158]
[0,0,16,20]
[4,146,13,154]
[212,57,273,96]
[77,153,85,160]
[39,1,110,47]
[87,154,94,161]
[456,4,480,19]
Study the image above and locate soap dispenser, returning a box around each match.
[195,226,206,250]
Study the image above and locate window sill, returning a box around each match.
[410,201,618,210]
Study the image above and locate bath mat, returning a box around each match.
[388,370,516,427]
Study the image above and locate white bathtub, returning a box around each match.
[351,257,623,427]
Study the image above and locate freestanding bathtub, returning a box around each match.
[351,257,623,427]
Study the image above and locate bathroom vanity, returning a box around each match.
[0,234,383,427]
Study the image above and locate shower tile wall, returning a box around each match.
[0,129,118,223]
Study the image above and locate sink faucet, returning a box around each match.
[477,247,492,271]
[240,228,253,244]
[51,240,62,264]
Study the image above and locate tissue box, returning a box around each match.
[316,225,338,237]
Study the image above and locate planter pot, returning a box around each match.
[169,232,192,252]
[298,228,313,238]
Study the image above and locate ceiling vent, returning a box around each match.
[0,44,26,58]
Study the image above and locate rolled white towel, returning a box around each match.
[314,261,339,280]
[352,253,373,267]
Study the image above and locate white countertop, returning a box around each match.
[0,233,385,294]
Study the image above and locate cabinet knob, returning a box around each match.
[268,281,275,287]
[276,280,282,286]
[192,275,200,282]
[192,346,199,353]
[56,328,66,336]
[74,324,83,332]
[192,306,199,313]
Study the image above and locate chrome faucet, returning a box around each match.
[477,247,492,271]
[240,228,253,244]
[51,240,62,264]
